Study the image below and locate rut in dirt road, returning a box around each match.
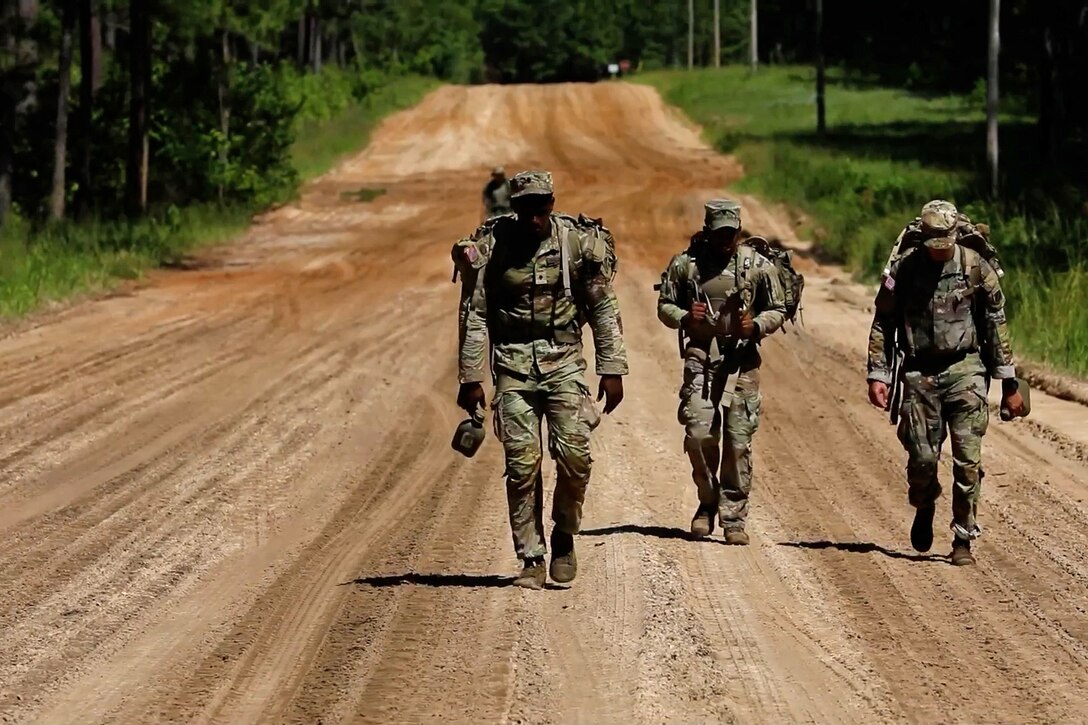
[1,83,1087,725]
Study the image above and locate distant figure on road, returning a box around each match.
[867,200,1026,566]
[481,166,512,221]
[452,170,628,589]
[655,200,787,545]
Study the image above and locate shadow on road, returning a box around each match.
[778,540,948,563]
[347,573,515,589]
[579,523,732,546]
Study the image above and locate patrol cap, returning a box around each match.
[703,199,742,231]
[919,199,958,250]
[509,170,554,199]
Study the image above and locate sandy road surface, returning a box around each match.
[2,83,1088,725]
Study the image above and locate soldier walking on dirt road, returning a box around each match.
[453,170,628,589]
[481,166,512,221]
[867,200,1026,566]
[656,200,787,545]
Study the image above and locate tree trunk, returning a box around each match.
[75,0,99,218]
[104,6,116,50]
[310,16,321,73]
[249,38,259,64]
[218,29,231,204]
[1,0,41,225]
[750,0,758,73]
[987,0,1000,197]
[816,0,826,135]
[50,0,76,221]
[0,101,12,226]
[126,0,150,218]
[713,0,720,68]
[0,6,15,226]
[687,0,694,70]
[350,31,361,66]
[297,14,306,66]
[1038,20,1059,160]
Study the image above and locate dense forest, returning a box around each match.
[2,0,1086,228]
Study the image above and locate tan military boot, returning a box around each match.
[723,528,750,546]
[950,539,976,566]
[514,557,547,589]
[549,531,577,583]
[690,505,716,538]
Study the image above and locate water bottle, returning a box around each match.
[451,409,486,458]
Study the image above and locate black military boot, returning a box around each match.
[911,504,935,552]
[549,531,577,583]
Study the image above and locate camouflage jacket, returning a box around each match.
[867,246,1016,384]
[453,214,628,384]
[482,179,511,215]
[656,242,787,361]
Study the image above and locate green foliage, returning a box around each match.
[347,0,484,83]
[640,67,1088,375]
[290,75,437,180]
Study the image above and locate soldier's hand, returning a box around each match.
[1001,389,1026,419]
[598,375,624,415]
[868,381,889,410]
[735,310,755,339]
[685,301,709,326]
[457,382,485,413]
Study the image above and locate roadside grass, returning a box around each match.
[0,74,437,320]
[637,66,1088,376]
[291,75,438,179]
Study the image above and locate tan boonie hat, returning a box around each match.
[919,200,958,250]
[509,170,554,198]
[492,165,505,176]
[703,199,742,231]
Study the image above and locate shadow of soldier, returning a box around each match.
[578,523,733,546]
[778,540,948,564]
[345,573,515,589]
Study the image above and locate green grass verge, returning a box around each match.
[637,67,1088,376]
[291,75,438,179]
[0,74,438,321]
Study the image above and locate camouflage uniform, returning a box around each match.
[656,201,787,533]
[482,166,512,219]
[868,200,1016,543]
[455,171,628,561]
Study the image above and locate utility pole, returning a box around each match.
[987,0,1000,196]
[713,0,720,68]
[815,0,826,135]
[750,0,758,73]
[688,0,694,70]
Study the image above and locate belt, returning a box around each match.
[491,325,579,345]
[903,350,972,375]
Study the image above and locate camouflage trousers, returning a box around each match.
[493,364,596,560]
[678,351,763,531]
[896,356,989,540]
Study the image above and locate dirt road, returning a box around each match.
[2,83,1088,725]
